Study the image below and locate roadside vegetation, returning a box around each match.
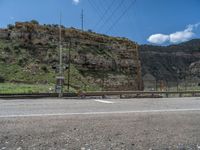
[0,82,101,94]
[0,83,54,94]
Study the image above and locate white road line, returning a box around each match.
[94,99,114,104]
[0,108,200,118]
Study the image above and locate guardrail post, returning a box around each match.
[136,94,139,98]
[166,93,169,98]
[192,93,195,97]
[179,93,182,97]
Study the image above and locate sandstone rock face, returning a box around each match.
[189,61,200,78]
[139,40,200,89]
[0,30,9,39]
[0,22,143,91]
[139,41,200,81]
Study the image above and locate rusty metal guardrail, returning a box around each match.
[80,91,200,98]
[0,91,200,99]
[0,93,57,99]
[0,93,78,99]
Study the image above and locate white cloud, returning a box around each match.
[147,34,169,44]
[72,0,80,5]
[169,30,194,43]
[147,23,200,44]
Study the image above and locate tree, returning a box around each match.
[30,20,39,25]
[88,29,92,33]
[7,24,14,30]
[0,75,5,83]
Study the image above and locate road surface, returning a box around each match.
[0,97,200,149]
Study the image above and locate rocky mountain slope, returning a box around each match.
[139,39,200,87]
[0,21,142,91]
[1,21,200,92]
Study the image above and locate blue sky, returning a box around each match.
[0,0,200,45]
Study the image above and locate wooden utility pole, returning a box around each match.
[81,9,84,31]
[59,13,63,76]
[56,12,64,98]
[135,44,142,90]
[67,40,71,92]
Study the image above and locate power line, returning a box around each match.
[91,0,104,14]
[87,0,103,17]
[97,0,107,14]
[97,0,125,32]
[94,0,116,30]
[105,0,137,34]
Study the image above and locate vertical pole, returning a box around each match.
[176,70,179,92]
[135,43,141,90]
[58,12,63,98]
[81,9,84,31]
[166,80,169,91]
[177,79,179,92]
[101,62,105,91]
[184,67,187,91]
[190,69,192,90]
[68,40,71,92]
[59,13,62,76]
[155,80,157,91]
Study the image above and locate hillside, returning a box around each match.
[1,21,200,92]
[0,21,142,92]
[139,39,200,89]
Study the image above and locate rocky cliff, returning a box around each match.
[0,21,143,91]
[139,39,200,89]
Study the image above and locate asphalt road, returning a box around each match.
[0,97,200,149]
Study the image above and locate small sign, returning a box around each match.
[55,85,62,93]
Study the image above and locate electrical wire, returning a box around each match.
[105,0,137,34]
[97,0,125,32]
[94,0,116,30]
[87,0,103,17]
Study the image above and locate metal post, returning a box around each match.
[176,70,179,92]
[67,40,71,92]
[135,43,142,90]
[58,12,64,98]
[155,80,158,91]
[177,79,179,92]
[184,67,187,91]
[102,67,105,91]
[81,9,84,31]
[59,15,62,75]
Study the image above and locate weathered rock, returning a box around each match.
[139,40,200,82]
[0,21,143,91]
[189,61,200,77]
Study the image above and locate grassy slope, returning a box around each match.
[0,39,101,93]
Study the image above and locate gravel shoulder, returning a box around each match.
[0,111,200,150]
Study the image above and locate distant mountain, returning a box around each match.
[139,39,200,85]
[141,39,200,52]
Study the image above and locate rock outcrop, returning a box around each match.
[0,22,143,91]
[139,39,200,81]
[190,61,200,78]
[139,40,200,88]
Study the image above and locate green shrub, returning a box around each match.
[7,24,14,30]
[30,20,39,25]
[0,75,5,83]
[41,65,49,73]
